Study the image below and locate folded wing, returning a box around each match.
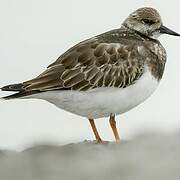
[23,37,145,92]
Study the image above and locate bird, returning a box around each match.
[1,7,180,143]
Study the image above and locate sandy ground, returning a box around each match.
[0,133,180,180]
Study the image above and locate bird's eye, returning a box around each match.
[142,19,155,25]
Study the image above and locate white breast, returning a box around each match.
[29,67,159,119]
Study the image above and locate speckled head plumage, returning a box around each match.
[122,7,180,38]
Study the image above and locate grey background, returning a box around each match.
[1,133,180,180]
[0,0,180,150]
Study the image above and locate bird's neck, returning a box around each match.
[120,25,158,42]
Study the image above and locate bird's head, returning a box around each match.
[122,7,180,39]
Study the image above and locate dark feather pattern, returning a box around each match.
[1,28,166,98]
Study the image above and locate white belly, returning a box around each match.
[29,68,159,119]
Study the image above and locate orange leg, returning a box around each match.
[89,119,104,143]
[109,114,120,142]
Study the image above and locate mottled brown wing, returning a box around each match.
[23,37,145,91]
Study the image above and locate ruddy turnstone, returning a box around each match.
[1,7,180,143]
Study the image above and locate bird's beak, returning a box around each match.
[160,25,180,36]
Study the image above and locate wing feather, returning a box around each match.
[22,35,146,91]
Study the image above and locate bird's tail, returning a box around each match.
[1,83,40,100]
[1,83,24,92]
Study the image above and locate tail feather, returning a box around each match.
[1,83,40,100]
[1,83,24,92]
